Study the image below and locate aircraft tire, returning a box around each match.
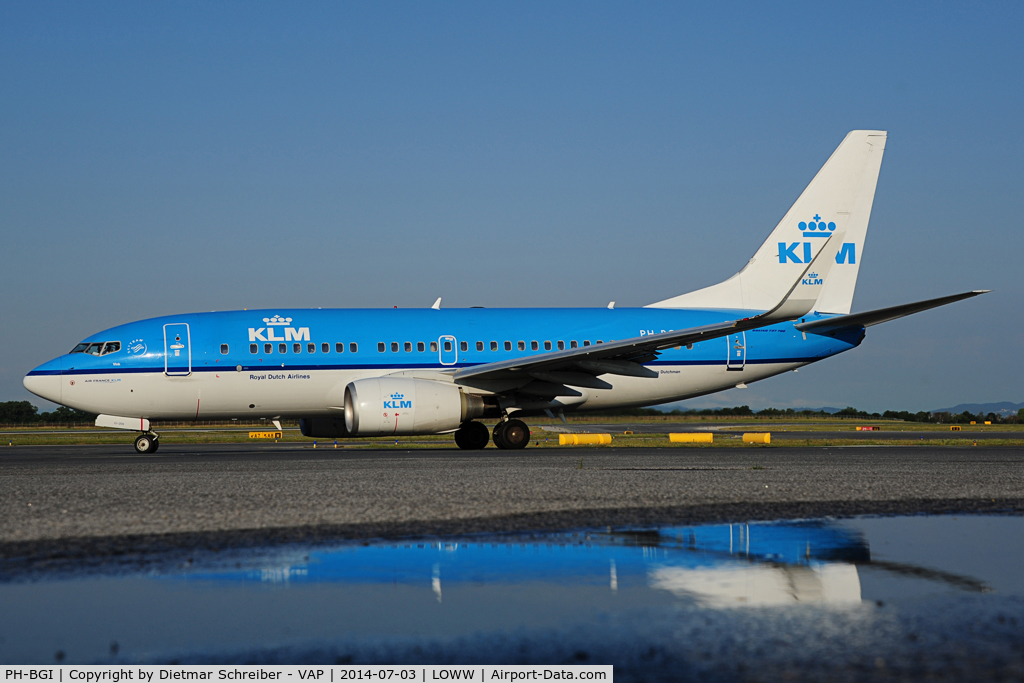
[454,421,490,450]
[492,422,508,449]
[134,434,157,454]
[500,419,530,449]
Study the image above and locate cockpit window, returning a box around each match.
[71,341,121,356]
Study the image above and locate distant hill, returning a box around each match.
[930,401,1024,416]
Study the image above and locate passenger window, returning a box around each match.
[583,341,591,346]
[544,341,552,351]
[322,343,329,353]
[279,343,287,354]
[490,341,498,351]
[378,342,386,353]
[336,343,344,353]
[250,343,258,354]
[405,342,412,352]
[505,341,512,351]
[531,341,538,351]
[444,341,452,352]
[570,340,578,349]
[430,341,438,352]
[391,342,399,352]
[557,341,564,350]
[220,344,229,355]
[293,343,301,353]
[350,343,358,353]
[597,340,603,344]
[476,341,484,351]
[308,343,316,353]
[265,343,273,354]
[417,342,425,352]
[460,341,468,352]
[518,341,525,351]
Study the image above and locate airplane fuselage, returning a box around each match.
[24,307,862,421]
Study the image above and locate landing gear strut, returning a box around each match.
[493,418,530,449]
[134,433,159,454]
[454,421,490,450]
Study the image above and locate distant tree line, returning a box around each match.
[588,404,1024,423]
[1,400,1022,425]
[0,401,96,424]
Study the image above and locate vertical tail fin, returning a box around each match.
[647,130,886,314]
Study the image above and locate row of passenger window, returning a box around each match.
[226,339,606,356]
[376,339,602,352]
[238,342,359,355]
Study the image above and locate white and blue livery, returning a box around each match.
[23,131,986,452]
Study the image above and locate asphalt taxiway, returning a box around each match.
[2,443,1022,557]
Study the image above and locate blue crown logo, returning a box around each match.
[799,214,837,238]
[391,392,405,400]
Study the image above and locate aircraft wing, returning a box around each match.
[454,232,846,385]
[794,290,989,335]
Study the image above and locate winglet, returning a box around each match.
[757,230,846,323]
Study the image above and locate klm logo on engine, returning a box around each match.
[248,315,310,342]
[384,392,412,409]
[778,214,855,264]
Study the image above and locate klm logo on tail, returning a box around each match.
[779,214,855,264]
[802,272,824,286]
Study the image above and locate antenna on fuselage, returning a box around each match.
[607,301,615,310]
[431,297,442,310]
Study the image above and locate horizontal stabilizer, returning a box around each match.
[795,290,989,334]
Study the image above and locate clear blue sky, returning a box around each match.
[2,1,1021,413]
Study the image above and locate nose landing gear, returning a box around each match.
[134,433,160,454]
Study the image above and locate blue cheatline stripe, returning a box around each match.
[39,357,819,377]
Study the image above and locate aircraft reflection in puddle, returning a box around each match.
[180,520,872,608]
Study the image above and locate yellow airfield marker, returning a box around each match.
[559,433,612,445]
[669,433,713,444]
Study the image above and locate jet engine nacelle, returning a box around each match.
[344,377,484,436]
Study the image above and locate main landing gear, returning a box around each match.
[453,419,532,450]
[492,418,530,450]
[454,421,490,450]
[134,433,160,454]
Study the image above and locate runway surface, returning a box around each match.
[2,443,1023,556]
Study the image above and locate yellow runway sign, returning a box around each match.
[249,431,283,439]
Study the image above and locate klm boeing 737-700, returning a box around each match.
[24,131,986,452]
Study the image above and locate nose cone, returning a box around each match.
[24,358,62,404]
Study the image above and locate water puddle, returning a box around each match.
[1,515,1022,670]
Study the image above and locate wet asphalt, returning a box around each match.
[2,443,1023,556]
